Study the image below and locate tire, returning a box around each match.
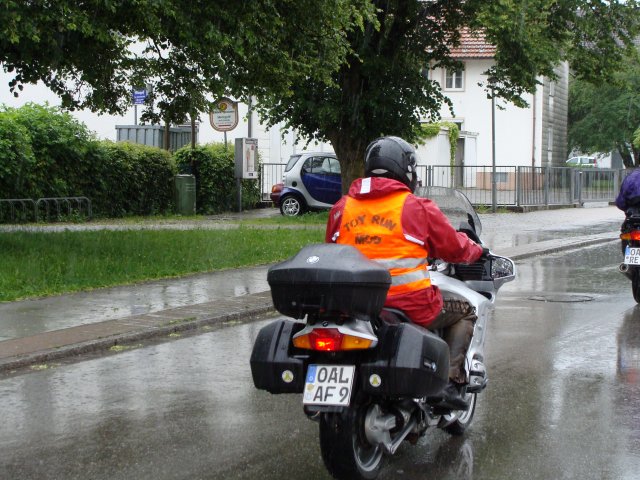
[632,268,640,304]
[443,391,477,436]
[279,195,305,217]
[319,404,383,480]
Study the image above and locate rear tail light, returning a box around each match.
[292,328,375,351]
[621,230,640,241]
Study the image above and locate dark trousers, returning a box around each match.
[428,299,476,384]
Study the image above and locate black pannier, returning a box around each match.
[250,319,306,394]
[361,322,449,397]
[267,244,391,319]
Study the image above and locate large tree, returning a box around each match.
[254,0,640,190]
[1,0,373,117]
[569,54,640,168]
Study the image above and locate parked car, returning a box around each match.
[270,183,284,205]
[278,152,342,216]
[566,156,597,168]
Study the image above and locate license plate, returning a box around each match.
[303,365,355,406]
[625,246,640,265]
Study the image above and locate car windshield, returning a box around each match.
[285,155,301,172]
[414,186,482,237]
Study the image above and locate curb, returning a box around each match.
[0,292,275,374]
[0,232,619,374]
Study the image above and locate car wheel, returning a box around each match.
[280,195,305,217]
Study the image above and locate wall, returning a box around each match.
[431,59,538,168]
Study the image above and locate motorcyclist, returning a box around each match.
[616,169,640,254]
[325,136,486,410]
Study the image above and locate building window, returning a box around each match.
[444,68,464,90]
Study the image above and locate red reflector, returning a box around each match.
[310,328,343,351]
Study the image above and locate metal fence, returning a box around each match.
[260,163,286,201]
[260,162,624,208]
[0,196,92,223]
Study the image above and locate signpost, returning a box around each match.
[209,97,239,149]
[132,89,147,125]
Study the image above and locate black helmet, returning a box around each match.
[364,136,418,192]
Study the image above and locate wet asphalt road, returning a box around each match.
[2,240,640,480]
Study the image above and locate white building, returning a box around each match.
[421,29,569,171]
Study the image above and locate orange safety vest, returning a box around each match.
[336,190,431,296]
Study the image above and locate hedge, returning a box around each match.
[0,104,264,219]
[0,104,177,218]
[92,141,176,217]
[174,143,261,214]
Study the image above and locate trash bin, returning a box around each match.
[174,174,196,215]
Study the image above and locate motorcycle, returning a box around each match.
[250,187,516,480]
[619,207,640,303]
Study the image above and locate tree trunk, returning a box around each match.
[329,132,368,194]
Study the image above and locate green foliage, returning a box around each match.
[0,1,138,113]
[0,112,35,198]
[3,103,100,198]
[419,122,459,166]
[255,0,640,189]
[0,104,176,218]
[1,0,374,123]
[94,142,176,216]
[174,143,260,214]
[569,54,640,168]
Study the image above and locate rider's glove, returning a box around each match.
[480,247,492,261]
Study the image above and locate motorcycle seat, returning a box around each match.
[379,308,413,325]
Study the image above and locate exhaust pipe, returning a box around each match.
[620,263,633,279]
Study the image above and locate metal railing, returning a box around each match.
[260,163,624,208]
[0,199,38,223]
[0,196,92,223]
[260,163,286,201]
[36,197,92,222]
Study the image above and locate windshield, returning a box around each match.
[414,186,482,237]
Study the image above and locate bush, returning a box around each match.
[0,104,177,218]
[92,142,177,217]
[3,103,100,198]
[174,143,260,214]
[0,113,36,198]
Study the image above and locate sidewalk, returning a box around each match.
[0,205,625,373]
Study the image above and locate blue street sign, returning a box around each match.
[132,89,147,105]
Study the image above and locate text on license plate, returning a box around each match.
[625,246,640,265]
[303,365,355,406]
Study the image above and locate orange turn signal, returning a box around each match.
[621,231,640,241]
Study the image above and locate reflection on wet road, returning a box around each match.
[0,267,271,339]
[2,241,640,479]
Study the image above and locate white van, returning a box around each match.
[566,156,597,168]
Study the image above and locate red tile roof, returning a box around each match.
[450,29,496,58]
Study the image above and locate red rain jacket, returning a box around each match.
[325,177,483,327]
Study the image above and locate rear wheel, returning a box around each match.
[280,195,305,217]
[319,403,383,480]
[632,269,640,303]
[443,391,477,436]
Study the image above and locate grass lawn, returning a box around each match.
[0,225,325,301]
